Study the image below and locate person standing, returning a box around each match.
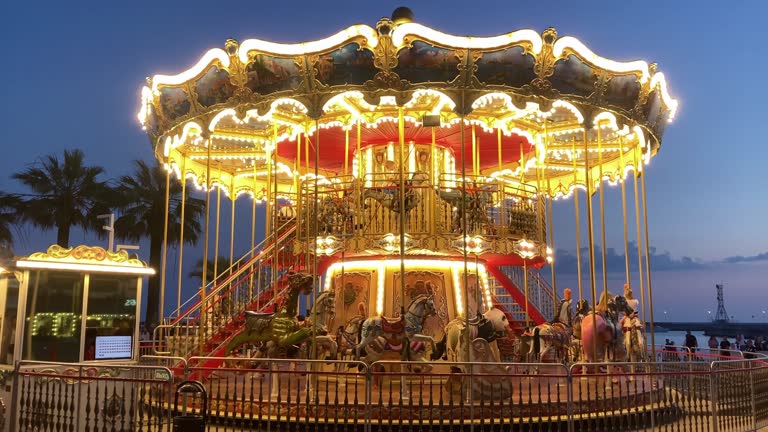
[684,330,698,355]
[556,288,573,326]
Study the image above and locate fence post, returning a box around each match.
[710,362,719,432]
[74,364,83,432]
[566,365,574,432]
[8,362,20,431]
[750,359,757,431]
[365,364,372,432]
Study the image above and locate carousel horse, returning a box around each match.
[305,290,338,359]
[355,294,437,371]
[435,183,495,233]
[225,272,337,360]
[362,173,427,214]
[431,307,510,369]
[621,311,645,365]
[523,322,572,363]
[569,299,591,362]
[580,295,633,364]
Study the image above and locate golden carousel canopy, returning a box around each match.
[137,8,676,200]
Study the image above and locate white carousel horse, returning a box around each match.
[621,312,645,365]
[304,290,338,360]
[355,294,437,371]
[432,307,510,368]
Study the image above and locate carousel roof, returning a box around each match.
[137,9,676,199]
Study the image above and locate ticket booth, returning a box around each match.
[6,245,154,363]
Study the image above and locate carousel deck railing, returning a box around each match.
[152,219,300,358]
[297,174,545,249]
[8,350,768,432]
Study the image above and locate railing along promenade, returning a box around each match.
[5,348,768,431]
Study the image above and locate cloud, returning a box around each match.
[722,251,768,264]
[554,242,707,274]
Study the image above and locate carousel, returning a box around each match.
[139,7,677,428]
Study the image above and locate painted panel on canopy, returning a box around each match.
[331,272,371,330]
[316,43,376,86]
[603,74,641,112]
[548,55,597,98]
[475,46,536,88]
[195,66,235,108]
[643,89,662,126]
[146,106,161,136]
[393,41,460,83]
[159,87,191,120]
[652,109,670,139]
[245,55,302,95]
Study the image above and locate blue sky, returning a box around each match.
[1,0,766,321]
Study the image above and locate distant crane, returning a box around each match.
[714,283,729,322]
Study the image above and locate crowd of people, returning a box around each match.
[662,331,766,360]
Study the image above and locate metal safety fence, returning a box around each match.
[5,351,768,432]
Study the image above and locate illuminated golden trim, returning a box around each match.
[553,37,650,83]
[238,25,379,62]
[152,49,230,92]
[16,260,156,276]
[392,23,542,54]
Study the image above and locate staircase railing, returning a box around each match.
[497,265,558,322]
[152,219,299,357]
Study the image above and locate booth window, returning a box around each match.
[84,275,137,361]
[23,271,84,362]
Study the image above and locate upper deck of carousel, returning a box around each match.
[135,9,676,263]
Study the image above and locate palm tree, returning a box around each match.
[188,255,240,285]
[0,192,22,249]
[112,160,205,327]
[12,149,111,248]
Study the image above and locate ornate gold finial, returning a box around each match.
[542,27,557,45]
[224,38,239,56]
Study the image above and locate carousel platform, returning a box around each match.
[166,363,679,431]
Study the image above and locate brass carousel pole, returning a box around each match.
[305,130,312,315]
[213,167,222,284]
[597,124,609,305]
[641,168,657,353]
[547,179,557,318]
[266,129,274,303]
[177,157,187,312]
[229,177,236,270]
[497,127,505,235]
[534,141,546,316]
[520,144,530,328]
[272,123,280,306]
[398,106,407,324]
[583,128,598,363]
[200,137,212,353]
[572,137,584,304]
[311,120,320,362]
[632,150,647,327]
[250,161,257,308]
[460,96,472,373]
[345,127,350,176]
[159,160,171,325]
[619,139,631,288]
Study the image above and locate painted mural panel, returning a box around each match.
[159,87,191,120]
[475,47,536,87]
[330,271,371,332]
[549,55,597,98]
[604,74,640,111]
[316,43,376,86]
[245,55,302,94]
[195,66,234,107]
[394,41,460,83]
[392,270,450,341]
[644,90,662,125]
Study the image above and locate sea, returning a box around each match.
[649,330,706,350]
